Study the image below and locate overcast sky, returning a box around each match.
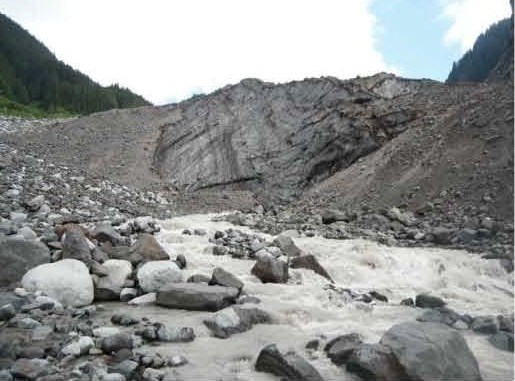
[0,0,511,105]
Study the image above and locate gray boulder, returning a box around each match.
[290,255,333,282]
[321,209,348,224]
[156,283,238,311]
[93,224,125,246]
[471,316,499,334]
[255,343,324,381]
[251,254,288,283]
[273,234,302,257]
[346,343,408,381]
[101,332,134,354]
[488,332,514,352]
[204,306,271,338]
[0,236,50,286]
[137,261,183,293]
[156,325,195,342]
[324,333,363,365]
[209,267,244,291]
[415,294,446,308]
[62,226,92,264]
[93,259,133,300]
[127,233,169,264]
[10,358,56,380]
[380,321,482,381]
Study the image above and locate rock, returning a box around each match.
[0,370,12,381]
[209,267,244,291]
[127,233,169,265]
[255,343,324,381]
[0,304,16,321]
[94,259,133,300]
[142,367,164,381]
[488,332,514,352]
[380,321,482,381]
[204,306,271,338]
[108,359,138,379]
[251,254,288,283]
[101,333,134,354]
[212,245,228,256]
[17,227,37,240]
[128,293,156,305]
[175,254,187,269]
[111,314,139,326]
[369,291,388,302]
[9,212,27,223]
[25,195,45,212]
[415,202,434,215]
[134,216,157,233]
[62,225,92,264]
[193,228,207,236]
[156,325,195,342]
[137,261,183,293]
[93,224,125,246]
[236,295,261,304]
[416,307,461,326]
[498,314,514,333]
[471,316,499,334]
[324,333,363,365]
[386,207,416,226]
[415,294,446,308]
[93,327,121,338]
[168,355,188,367]
[156,283,239,311]
[400,298,414,306]
[321,209,348,224]
[120,288,138,302]
[273,234,302,257]
[290,255,333,282]
[0,236,50,286]
[187,274,211,283]
[431,227,453,244]
[21,259,94,307]
[10,358,55,380]
[61,336,94,357]
[17,317,41,329]
[102,373,126,381]
[346,343,408,381]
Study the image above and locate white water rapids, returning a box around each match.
[103,213,514,381]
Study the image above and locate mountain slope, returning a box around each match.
[0,12,150,114]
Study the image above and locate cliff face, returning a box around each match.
[152,74,435,203]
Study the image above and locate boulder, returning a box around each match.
[290,255,333,282]
[120,288,138,302]
[128,233,169,264]
[380,321,482,381]
[324,333,363,365]
[10,358,56,380]
[321,209,348,224]
[204,306,271,338]
[0,236,50,286]
[156,283,238,311]
[187,274,211,283]
[346,343,408,381]
[415,294,446,308]
[209,267,244,291]
[471,316,499,334]
[255,344,324,381]
[156,325,195,342]
[488,332,514,352]
[416,307,461,326]
[61,336,94,357]
[21,259,94,307]
[94,259,133,300]
[251,254,288,283]
[62,226,92,264]
[273,234,302,257]
[93,224,125,246]
[137,261,183,293]
[101,332,133,354]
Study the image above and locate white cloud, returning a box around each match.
[442,0,512,52]
[0,0,392,105]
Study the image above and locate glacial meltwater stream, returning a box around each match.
[102,214,514,381]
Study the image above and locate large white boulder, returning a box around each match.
[21,259,94,307]
[93,259,132,300]
[137,261,183,293]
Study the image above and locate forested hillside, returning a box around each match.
[446,17,513,83]
[0,12,150,115]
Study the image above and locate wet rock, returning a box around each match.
[94,259,133,300]
[273,234,302,257]
[137,261,183,293]
[204,306,271,338]
[174,254,187,269]
[209,267,244,291]
[156,283,239,311]
[156,325,195,342]
[212,245,228,256]
[488,332,514,352]
[111,314,139,326]
[321,209,348,224]
[471,316,499,334]
[415,294,446,308]
[0,236,50,286]
[127,233,169,265]
[498,314,514,333]
[168,355,188,367]
[431,227,453,244]
[120,288,138,302]
[324,333,363,365]
[128,293,156,305]
[0,370,12,381]
[93,224,125,246]
[62,226,92,264]
[251,254,288,283]
[17,227,37,240]
[142,367,164,381]
[236,295,261,304]
[255,343,324,381]
[101,333,134,354]
[290,255,333,282]
[21,259,94,307]
[61,336,94,357]
[108,359,138,379]
[380,321,482,381]
[0,304,16,321]
[93,327,121,338]
[369,291,388,302]
[400,298,414,306]
[416,307,461,326]
[346,343,408,381]
[193,228,207,236]
[386,207,416,226]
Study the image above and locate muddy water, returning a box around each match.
[100,214,514,381]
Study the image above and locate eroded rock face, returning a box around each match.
[153,74,422,203]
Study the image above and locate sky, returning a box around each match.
[0,0,511,105]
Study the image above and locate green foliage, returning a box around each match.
[0,12,151,115]
[446,17,513,83]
